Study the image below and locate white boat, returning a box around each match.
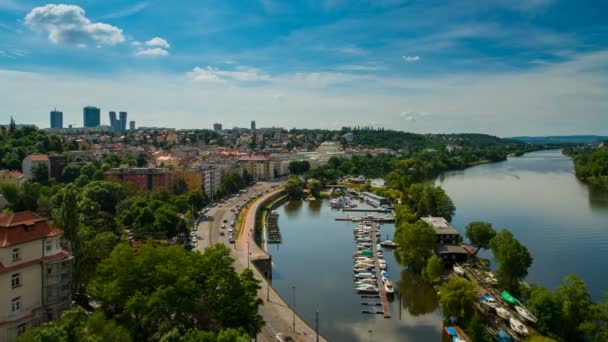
[356,285,379,294]
[380,240,398,248]
[495,307,511,320]
[355,279,376,285]
[377,251,384,258]
[453,265,465,276]
[509,317,529,336]
[354,272,374,279]
[379,263,387,270]
[384,281,395,295]
[482,296,499,309]
[515,306,538,324]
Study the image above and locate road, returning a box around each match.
[195,182,325,342]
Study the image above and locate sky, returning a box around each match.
[0,0,607,136]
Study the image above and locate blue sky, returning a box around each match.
[0,0,607,136]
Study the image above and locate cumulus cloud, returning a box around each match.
[145,37,170,48]
[402,55,420,62]
[134,47,169,57]
[187,65,270,83]
[25,4,124,46]
[400,110,431,122]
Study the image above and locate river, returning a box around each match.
[436,149,608,299]
[269,149,608,341]
[269,199,443,341]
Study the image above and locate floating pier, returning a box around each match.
[372,229,391,318]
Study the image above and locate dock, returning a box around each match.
[342,208,391,213]
[372,229,391,318]
[337,216,395,223]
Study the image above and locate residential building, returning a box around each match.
[317,141,338,154]
[104,167,170,191]
[129,121,136,131]
[119,112,127,132]
[0,171,26,186]
[238,155,273,180]
[83,106,100,128]
[172,168,203,192]
[48,156,67,181]
[109,111,118,132]
[0,212,73,341]
[201,167,222,198]
[21,155,49,180]
[49,110,62,129]
[421,216,468,265]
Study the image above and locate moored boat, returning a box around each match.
[453,265,465,276]
[384,280,394,295]
[514,305,537,324]
[354,272,374,279]
[380,240,398,248]
[495,307,511,320]
[509,317,529,336]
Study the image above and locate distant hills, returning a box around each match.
[509,135,608,144]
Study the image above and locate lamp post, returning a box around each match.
[368,329,373,342]
[291,286,296,332]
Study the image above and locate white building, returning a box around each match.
[21,155,50,180]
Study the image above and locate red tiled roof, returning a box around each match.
[9,171,25,179]
[27,154,49,161]
[238,155,270,161]
[0,212,63,247]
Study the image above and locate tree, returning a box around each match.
[440,277,476,324]
[90,243,264,340]
[465,221,496,255]
[173,178,189,195]
[524,336,557,342]
[558,275,592,341]
[284,175,303,200]
[422,254,442,284]
[394,220,435,272]
[308,179,321,198]
[289,160,310,175]
[81,181,128,214]
[489,229,533,293]
[468,313,491,342]
[32,163,49,185]
[61,164,81,183]
[583,293,608,342]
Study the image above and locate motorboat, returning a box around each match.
[509,317,529,336]
[453,265,465,276]
[377,251,384,258]
[355,278,376,285]
[380,270,389,278]
[495,307,511,320]
[354,272,374,279]
[481,295,499,309]
[384,281,395,295]
[515,306,538,324]
[356,286,379,294]
[380,240,398,248]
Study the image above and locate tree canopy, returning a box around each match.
[489,229,533,293]
[284,176,303,200]
[440,277,476,324]
[394,214,436,272]
[465,221,496,255]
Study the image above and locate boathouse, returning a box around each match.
[421,216,468,265]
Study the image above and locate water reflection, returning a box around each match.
[307,199,322,214]
[588,186,608,211]
[398,271,439,316]
[283,199,302,216]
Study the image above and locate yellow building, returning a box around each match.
[0,212,73,341]
[172,168,203,192]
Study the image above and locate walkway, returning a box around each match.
[372,228,391,318]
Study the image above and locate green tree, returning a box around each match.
[32,163,49,185]
[394,220,435,272]
[467,313,491,342]
[558,275,592,341]
[81,180,128,214]
[440,277,476,324]
[61,164,82,183]
[308,179,322,198]
[422,254,442,285]
[524,336,557,342]
[465,221,496,255]
[489,229,533,293]
[173,178,189,195]
[284,175,303,200]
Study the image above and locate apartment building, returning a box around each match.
[21,155,50,180]
[0,212,73,341]
[104,167,170,192]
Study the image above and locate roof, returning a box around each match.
[239,155,270,161]
[437,244,468,255]
[0,212,63,247]
[422,217,460,235]
[26,154,49,161]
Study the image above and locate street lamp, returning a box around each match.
[291,285,296,332]
[368,329,373,342]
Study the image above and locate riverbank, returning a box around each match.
[235,190,326,342]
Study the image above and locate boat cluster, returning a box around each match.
[330,196,357,209]
[352,222,394,296]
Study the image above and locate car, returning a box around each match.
[229,238,235,244]
[191,236,197,242]
[223,219,228,223]
[275,333,294,342]
[221,224,226,229]
[220,231,225,236]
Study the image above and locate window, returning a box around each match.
[11,273,21,288]
[47,267,53,275]
[17,323,27,335]
[12,248,21,261]
[11,297,21,313]
[44,239,54,254]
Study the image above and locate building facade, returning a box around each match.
[105,167,170,191]
[0,212,73,341]
[213,123,222,132]
[119,112,127,132]
[47,156,67,181]
[83,106,100,128]
[22,155,49,180]
[129,121,136,131]
[238,155,273,180]
[49,110,63,129]
[421,217,468,265]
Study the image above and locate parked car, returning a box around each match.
[275,333,294,342]
[229,238,235,244]
[220,231,225,236]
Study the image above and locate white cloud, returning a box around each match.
[187,65,270,83]
[402,55,420,62]
[100,2,149,20]
[145,37,170,48]
[25,4,124,46]
[134,48,169,57]
[400,110,431,122]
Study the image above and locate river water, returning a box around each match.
[269,149,608,341]
[436,149,608,299]
[270,200,443,342]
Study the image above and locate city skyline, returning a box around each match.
[0,1,607,136]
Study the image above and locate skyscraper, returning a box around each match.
[251,120,256,131]
[119,112,128,132]
[129,120,136,131]
[109,111,118,132]
[50,109,63,129]
[213,123,222,132]
[83,106,100,128]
